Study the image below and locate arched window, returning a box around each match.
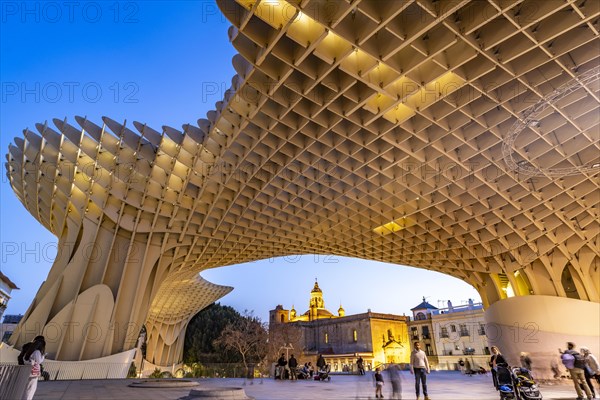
[353,329,358,342]
[561,264,581,299]
[280,314,285,323]
[325,333,329,344]
[415,312,426,320]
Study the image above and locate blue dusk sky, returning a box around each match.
[0,1,480,324]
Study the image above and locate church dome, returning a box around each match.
[338,304,345,317]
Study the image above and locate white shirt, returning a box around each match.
[410,349,430,373]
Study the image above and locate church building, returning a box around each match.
[269,280,410,371]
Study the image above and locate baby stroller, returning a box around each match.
[314,364,331,381]
[512,367,542,400]
[496,365,517,399]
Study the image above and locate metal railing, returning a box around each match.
[0,364,30,399]
[1,362,129,381]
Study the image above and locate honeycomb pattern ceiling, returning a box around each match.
[6,0,599,303]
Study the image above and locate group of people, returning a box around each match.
[560,342,600,400]
[275,353,328,380]
[490,342,600,400]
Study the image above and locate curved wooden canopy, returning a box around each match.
[5,0,599,364]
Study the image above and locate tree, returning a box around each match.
[184,303,245,363]
[213,311,268,377]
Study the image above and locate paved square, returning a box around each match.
[33,372,583,400]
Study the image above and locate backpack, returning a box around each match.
[561,352,575,369]
[573,352,586,369]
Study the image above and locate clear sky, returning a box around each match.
[0,1,480,324]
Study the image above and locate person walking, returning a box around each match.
[581,347,599,398]
[410,342,430,400]
[374,367,384,398]
[560,342,592,400]
[490,346,507,390]
[21,335,46,400]
[520,352,533,371]
[581,347,600,388]
[386,363,402,399]
[288,354,298,380]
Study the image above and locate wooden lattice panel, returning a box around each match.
[5,0,599,363]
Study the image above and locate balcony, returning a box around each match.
[459,330,470,337]
[478,327,486,335]
[422,334,430,339]
[440,333,449,338]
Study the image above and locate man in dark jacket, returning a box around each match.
[276,353,287,379]
[288,354,298,380]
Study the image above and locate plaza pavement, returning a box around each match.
[34,371,582,400]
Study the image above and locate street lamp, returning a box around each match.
[281,343,294,360]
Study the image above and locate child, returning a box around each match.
[374,367,384,398]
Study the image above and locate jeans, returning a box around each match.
[414,367,428,397]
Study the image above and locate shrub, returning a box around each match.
[149,368,163,378]
[127,362,137,378]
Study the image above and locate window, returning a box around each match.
[459,324,469,336]
[422,326,430,339]
[484,346,491,355]
[280,315,284,323]
[411,327,419,339]
[426,344,433,356]
[450,324,456,333]
[353,329,358,342]
[325,333,329,344]
[478,324,486,335]
[415,312,426,320]
[440,327,449,338]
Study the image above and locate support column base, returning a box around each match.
[484,295,600,380]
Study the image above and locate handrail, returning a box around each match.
[0,364,30,399]
[0,362,129,380]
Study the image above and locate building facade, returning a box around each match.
[431,300,489,371]
[269,281,410,371]
[1,314,23,344]
[0,271,18,324]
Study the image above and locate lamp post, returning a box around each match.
[281,343,294,360]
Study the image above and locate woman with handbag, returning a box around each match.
[22,335,45,400]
